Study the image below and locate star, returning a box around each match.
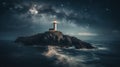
[84,8,88,11]
[61,4,64,7]
[105,8,111,12]
[2,2,6,5]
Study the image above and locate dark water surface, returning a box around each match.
[0,40,120,67]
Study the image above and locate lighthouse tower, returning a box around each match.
[53,20,57,31]
[49,19,58,32]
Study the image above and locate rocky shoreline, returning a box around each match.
[15,31,95,49]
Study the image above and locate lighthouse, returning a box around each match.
[53,20,57,31]
[49,20,58,31]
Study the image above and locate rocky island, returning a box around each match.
[15,20,94,49]
[15,31,94,49]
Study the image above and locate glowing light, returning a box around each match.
[53,20,59,23]
[29,4,38,15]
[54,20,57,23]
[29,8,38,14]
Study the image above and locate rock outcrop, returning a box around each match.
[15,31,94,49]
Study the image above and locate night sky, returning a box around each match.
[0,0,120,40]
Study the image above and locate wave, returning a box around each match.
[42,46,102,67]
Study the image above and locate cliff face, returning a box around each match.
[15,31,94,49]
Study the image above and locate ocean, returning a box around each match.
[0,40,120,67]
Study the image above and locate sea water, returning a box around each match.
[0,40,120,67]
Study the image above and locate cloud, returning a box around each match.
[78,32,98,36]
[29,4,38,15]
[0,0,101,40]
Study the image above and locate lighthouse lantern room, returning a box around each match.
[49,20,58,32]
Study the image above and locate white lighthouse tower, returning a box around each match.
[49,19,58,32]
[53,20,57,31]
